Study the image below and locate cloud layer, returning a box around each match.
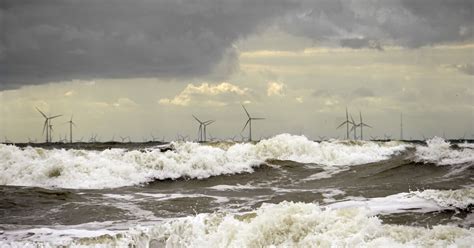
[159,82,250,106]
[0,0,296,90]
[1,0,472,90]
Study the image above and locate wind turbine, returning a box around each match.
[192,115,214,142]
[65,115,77,143]
[336,107,354,140]
[203,120,215,142]
[36,107,62,143]
[192,115,205,142]
[89,133,99,143]
[355,111,372,140]
[241,104,265,142]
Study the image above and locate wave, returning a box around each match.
[0,134,408,189]
[2,201,473,247]
[328,188,474,215]
[414,137,474,165]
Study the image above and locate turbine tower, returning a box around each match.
[241,104,265,142]
[350,114,357,140]
[49,123,54,142]
[400,112,404,140]
[65,115,77,143]
[36,107,62,143]
[336,107,354,140]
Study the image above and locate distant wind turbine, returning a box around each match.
[192,115,214,142]
[241,104,265,142]
[36,107,62,143]
[354,111,372,140]
[336,107,354,140]
[65,115,77,143]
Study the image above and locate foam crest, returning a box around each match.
[2,201,472,247]
[0,143,258,189]
[252,134,408,166]
[328,188,474,215]
[415,137,474,165]
[0,134,408,189]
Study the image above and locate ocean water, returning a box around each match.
[0,134,473,247]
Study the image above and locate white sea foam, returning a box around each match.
[458,142,474,149]
[0,134,408,189]
[2,201,473,247]
[415,137,474,165]
[328,188,474,215]
[209,184,262,191]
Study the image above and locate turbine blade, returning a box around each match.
[192,115,204,124]
[49,114,62,119]
[252,118,265,120]
[241,104,250,118]
[363,123,372,128]
[336,121,348,129]
[241,119,250,132]
[204,120,215,125]
[36,107,47,118]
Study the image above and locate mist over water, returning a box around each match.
[0,134,473,247]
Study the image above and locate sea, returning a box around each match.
[0,134,473,247]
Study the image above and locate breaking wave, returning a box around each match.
[415,137,474,165]
[0,134,408,189]
[2,201,473,247]
[328,188,474,215]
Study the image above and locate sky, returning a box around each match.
[1,0,473,142]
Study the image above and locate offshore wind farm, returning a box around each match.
[1,1,474,247]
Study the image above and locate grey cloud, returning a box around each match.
[340,38,382,50]
[0,0,297,90]
[280,0,473,49]
[456,64,474,75]
[352,87,375,98]
[312,89,332,98]
[1,0,473,91]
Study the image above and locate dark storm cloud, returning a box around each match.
[340,38,382,50]
[281,0,473,48]
[1,0,473,90]
[0,0,297,90]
